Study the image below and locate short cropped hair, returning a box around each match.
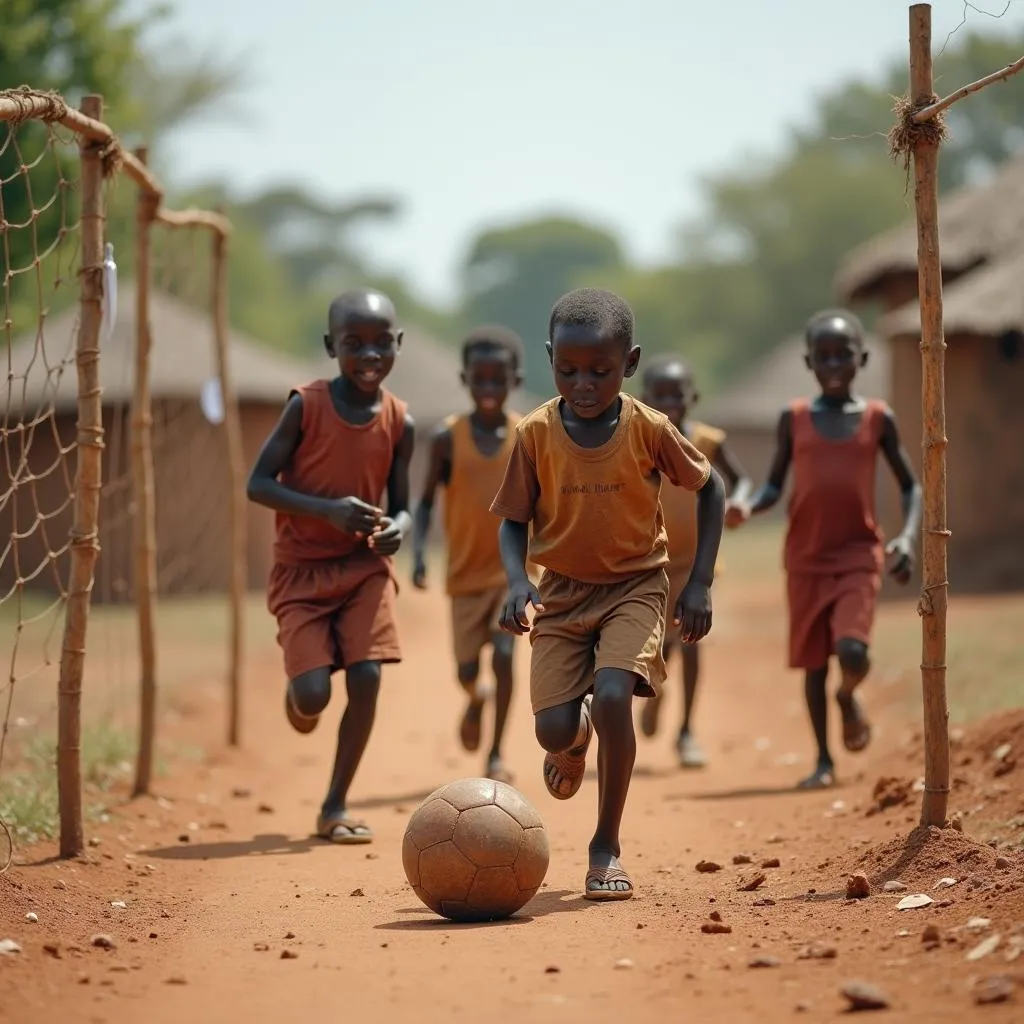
[549,287,634,346]
[460,325,524,371]
[805,308,865,345]
[642,353,693,388]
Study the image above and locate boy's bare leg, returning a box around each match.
[457,660,488,752]
[587,668,636,899]
[834,637,872,753]
[639,641,672,738]
[318,660,380,843]
[798,665,835,789]
[287,666,332,734]
[487,635,515,782]
[536,694,590,797]
[677,642,707,768]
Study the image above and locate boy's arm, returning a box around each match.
[726,409,793,526]
[879,407,922,585]
[712,441,752,506]
[489,431,542,634]
[246,394,382,536]
[370,413,416,556]
[411,426,453,588]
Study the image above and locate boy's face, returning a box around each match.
[546,324,640,420]
[643,367,696,428]
[325,314,401,394]
[805,324,866,399]
[461,348,519,415]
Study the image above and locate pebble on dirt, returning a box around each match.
[165,976,188,985]
[90,934,116,950]
[761,858,781,869]
[973,975,1015,1005]
[883,881,907,893]
[696,860,722,873]
[896,894,934,910]
[280,950,299,960]
[798,943,838,961]
[966,934,1001,962]
[738,873,767,892]
[921,925,941,949]
[748,956,781,969]
[25,912,38,923]
[350,888,365,897]
[614,958,634,970]
[544,965,560,973]
[43,943,61,958]
[701,921,732,934]
[840,981,892,1011]
[0,939,22,956]
[846,874,871,900]
[733,854,753,865]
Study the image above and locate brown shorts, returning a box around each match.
[450,586,505,665]
[528,567,669,715]
[267,553,401,680]
[787,570,879,670]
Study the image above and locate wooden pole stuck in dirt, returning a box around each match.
[211,229,247,747]
[132,146,159,798]
[57,94,107,858]
[907,4,950,828]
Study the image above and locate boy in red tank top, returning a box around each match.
[247,288,414,843]
[411,326,525,784]
[726,310,921,790]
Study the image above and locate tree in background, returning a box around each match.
[459,216,626,395]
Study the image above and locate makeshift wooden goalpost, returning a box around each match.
[892,3,1024,827]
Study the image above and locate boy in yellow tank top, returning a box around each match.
[491,289,725,902]
[412,326,525,783]
[639,355,751,769]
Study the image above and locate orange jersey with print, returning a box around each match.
[784,398,885,576]
[442,411,521,596]
[489,394,711,584]
[272,381,408,565]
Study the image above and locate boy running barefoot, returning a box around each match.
[726,309,920,789]
[491,288,725,901]
[639,355,751,768]
[247,288,414,843]
[412,325,526,783]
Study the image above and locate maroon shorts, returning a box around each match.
[267,554,401,679]
[786,570,879,670]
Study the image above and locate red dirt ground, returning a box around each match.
[1,575,1022,1023]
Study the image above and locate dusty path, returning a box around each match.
[1,572,1022,1023]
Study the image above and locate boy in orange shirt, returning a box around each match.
[639,355,751,768]
[412,325,525,783]
[247,288,414,844]
[727,309,920,789]
[491,288,725,901]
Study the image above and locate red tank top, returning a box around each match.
[273,381,408,565]
[784,398,885,576]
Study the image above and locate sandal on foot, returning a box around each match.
[639,693,662,738]
[584,865,634,902]
[543,696,593,801]
[315,812,373,845]
[677,731,707,769]
[486,757,514,785]
[285,686,319,734]
[836,690,871,753]
[796,767,835,790]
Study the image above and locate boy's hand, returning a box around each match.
[325,497,382,537]
[674,580,712,645]
[412,559,427,589]
[498,579,544,635]
[885,536,915,585]
[367,517,403,556]
[724,501,750,529]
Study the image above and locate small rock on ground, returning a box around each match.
[841,981,891,1011]
[973,976,1015,1005]
[846,874,871,899]
[883,881,907,893]
[761,858,781,869]
[90,935,115,950]
[701,922,732,934]
[748,956,781,969]
[696,860,722,873]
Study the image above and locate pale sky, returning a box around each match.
[147,0,1024,304]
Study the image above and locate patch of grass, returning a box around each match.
[0,722,139,845]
